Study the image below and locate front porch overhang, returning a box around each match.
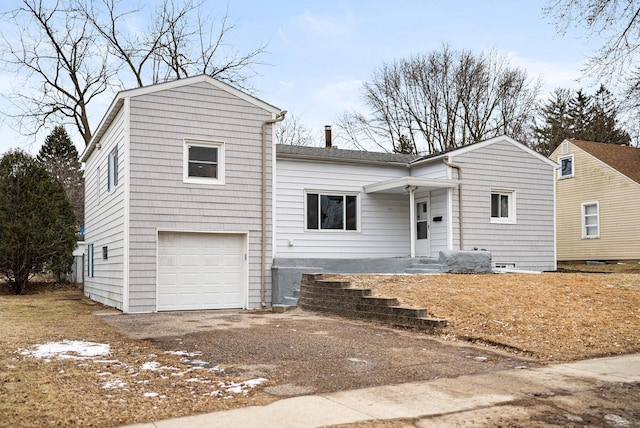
[363,176,461,194]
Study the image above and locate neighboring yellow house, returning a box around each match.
[551,139,640,262]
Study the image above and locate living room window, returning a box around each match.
[558,154,574,179]
[490,189,516,224]
[306,192,358,231]
[582,201,599,238]
[184,140,224,184]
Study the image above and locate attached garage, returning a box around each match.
[157,231,246,311]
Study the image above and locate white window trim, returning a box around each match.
[581,201,600,239]
[108,146,119,192]
[558,154,574,179]
[183,139,225,185]
[490,188,516,224]
[304,190,361,232]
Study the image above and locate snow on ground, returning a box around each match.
[19,340,110,361]
[17,341,267,398]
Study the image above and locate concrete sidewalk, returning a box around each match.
[124,354,640,428]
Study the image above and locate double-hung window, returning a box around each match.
[184,140,224,184]
[490,189,516,224]
[306,192,358,231]
[582,201,599,238]
[558,154,574,179]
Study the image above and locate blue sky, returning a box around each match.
[0,0,600,155]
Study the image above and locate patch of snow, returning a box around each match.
[144,392,159,397]
[19,340,110,361]
[103,379,127,390]
[141,361,161,371]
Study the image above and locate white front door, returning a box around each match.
[415,197,430,257]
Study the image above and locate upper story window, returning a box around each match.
[184,140,224,184]
[558,154,574,179]
[306,192,358,231]
[107,146,119,192]
[490,189,516,224]
[582,201,599,239]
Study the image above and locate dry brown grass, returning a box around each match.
[0,287,276,428]
[335,271,640,363]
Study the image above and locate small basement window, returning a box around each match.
[495,263,516,269]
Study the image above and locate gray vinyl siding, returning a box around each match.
[410,162,447,179]
[83,107,126,309]
[127,81,275,312]
[451,140,556,271]
[275,158,412,258]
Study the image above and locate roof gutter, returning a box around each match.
[261,111,287,308]
[443,158,464,250]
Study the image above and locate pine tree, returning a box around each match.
[532,89,573,156]
[533,85,632,155]
[568,90,592,140]
[37,126,84,229]
[0,150,77,294]
[587,85,631,145]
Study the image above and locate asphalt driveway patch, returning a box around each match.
[96,308,539,397]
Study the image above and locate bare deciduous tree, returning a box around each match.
[275,112,316,146]
[338,45,540,154]
[543,0,640,107]
[0,0,114,146]
[0,0,268,146]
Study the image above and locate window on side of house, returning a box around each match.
[558,154,574,179]
[490,189,516,224]
[582,201,600,239]
[306,192,358,231]
[87,243,94,277]
[108,146,119,191]
[184,140,224,184]
[96,166,101,205]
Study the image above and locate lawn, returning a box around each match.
[336,269,640,362]
[1,268,639,427]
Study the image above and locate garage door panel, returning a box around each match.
[157,232,245,311]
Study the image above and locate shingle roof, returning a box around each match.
[276,144,420,164]
[569,139,640,184]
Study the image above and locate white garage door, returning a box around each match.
[157,232,245,311]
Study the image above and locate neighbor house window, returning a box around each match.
[582,201,599,238]
[558,154,574,178]
[102,246,108,260]
[184,140,224,184]
[490,189,516,223]
[306,192,358,231]
[107,145,119,191]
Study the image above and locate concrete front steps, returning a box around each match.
[297,273,447,329]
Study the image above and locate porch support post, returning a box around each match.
[409,187,416,258]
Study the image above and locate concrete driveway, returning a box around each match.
[96,308,538,397]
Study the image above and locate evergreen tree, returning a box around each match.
[532,89,573,156]
[587,85,631,145]
[0,150,77,294]
[568,90,592,140]
[37,126,84,229]
[533,85,631,155]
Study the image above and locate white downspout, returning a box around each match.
[261,111,287,308]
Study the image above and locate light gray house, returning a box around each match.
[81,75,284,313]
[82,75,557,313]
